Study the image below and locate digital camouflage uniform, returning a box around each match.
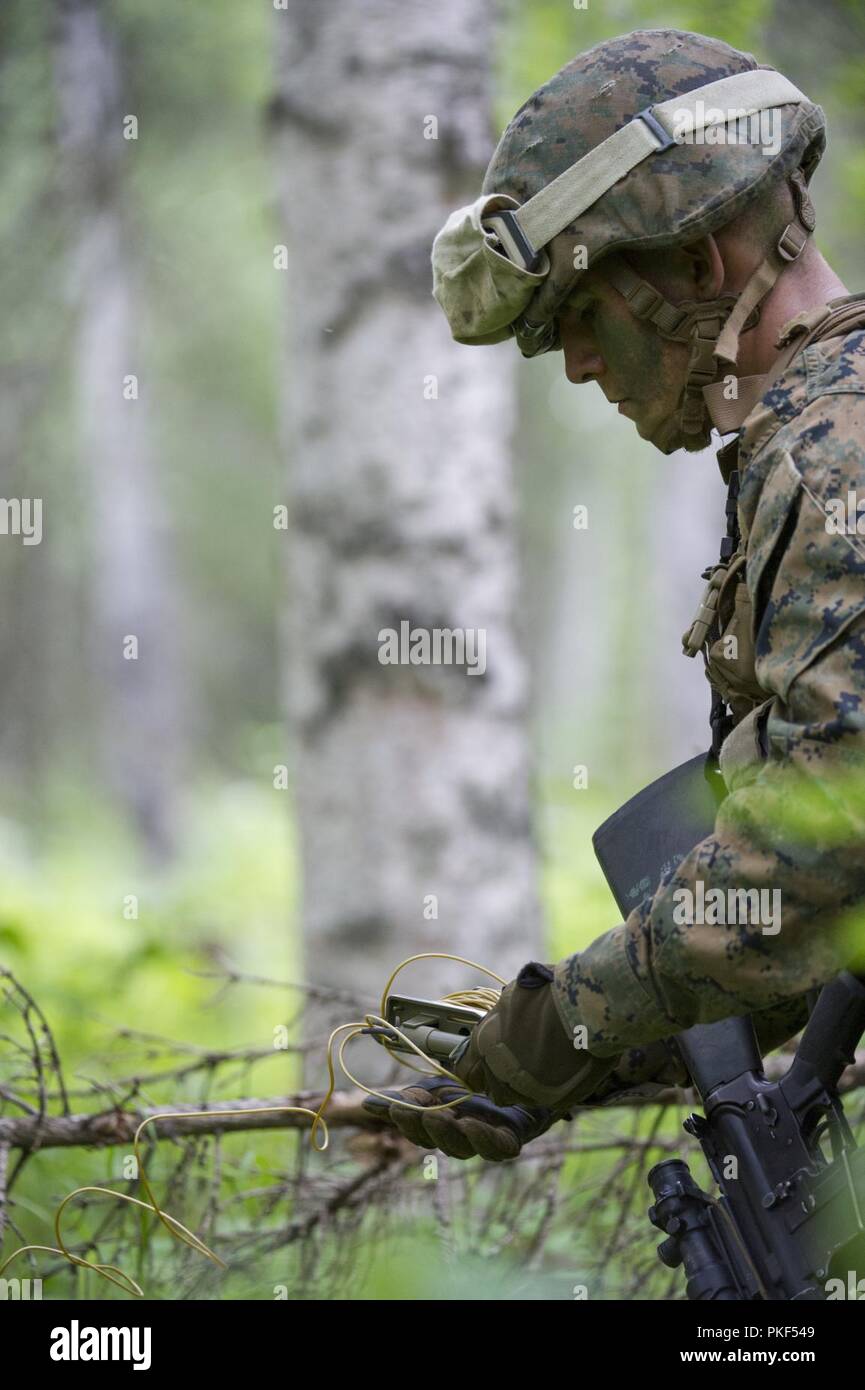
[557,317,865,1101]
[435,31,865,1102]
[415,30,865,1132]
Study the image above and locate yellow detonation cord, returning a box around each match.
[0,951,503,1297]
[309,951,505,1147]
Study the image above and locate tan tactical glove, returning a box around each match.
[450,961,623,1114]
[362,1076,554,1161]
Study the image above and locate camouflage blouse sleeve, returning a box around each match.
[553,385,865,1059]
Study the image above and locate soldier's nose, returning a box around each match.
[562,334,605,385]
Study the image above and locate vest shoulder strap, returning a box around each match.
[704,292,865,436]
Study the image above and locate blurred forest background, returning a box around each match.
[0,0,863,1300]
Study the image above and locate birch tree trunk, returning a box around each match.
[271,0,541,1005]
[54,0,181,858]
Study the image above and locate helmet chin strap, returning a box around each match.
[603,255,741,453]
[602,178,814,453]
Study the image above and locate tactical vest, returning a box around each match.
[683,294,865,767]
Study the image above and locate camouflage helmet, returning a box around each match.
[432,30,826,451]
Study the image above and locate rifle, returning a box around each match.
[375,750,865,1300]
[593,751,865,1301]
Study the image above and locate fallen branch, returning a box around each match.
[2,1046,863,1154]
[0,1090,372,1152]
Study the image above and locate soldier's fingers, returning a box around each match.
[458,1116,521,1162]
[388,1102,435,1148]
[422,1113,478,1160]
[361,1095,392,1120]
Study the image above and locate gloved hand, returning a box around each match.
[362,1074,553,1161]
[450,961,622,1112]
[364,960,623,1159]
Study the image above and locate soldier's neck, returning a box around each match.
[734,248,848,378]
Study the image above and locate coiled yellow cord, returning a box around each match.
[309,951,504,1146]
[0,951,502,1296]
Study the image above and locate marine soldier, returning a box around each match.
[365,29,865,1161]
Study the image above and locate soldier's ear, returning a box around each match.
[677,235,726,302]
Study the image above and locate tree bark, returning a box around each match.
[271,0,542,1009]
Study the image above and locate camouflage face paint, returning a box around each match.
[558,268,693,447]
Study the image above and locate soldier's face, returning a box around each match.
[558,265,694,449]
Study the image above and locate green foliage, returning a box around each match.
[0,775,306,1300]
[1,0,863,1302]
[0,777,296,1057]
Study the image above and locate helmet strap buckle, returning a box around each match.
[777,222,808,263]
